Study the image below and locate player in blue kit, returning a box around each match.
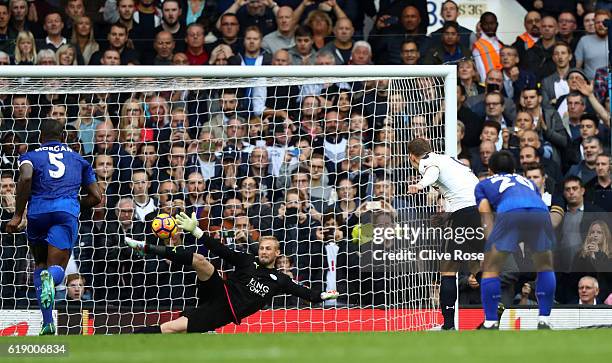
[6,119,101,335]
[475,151,556,329]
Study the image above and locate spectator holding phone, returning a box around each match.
[571,220,612,299]
[513,281,538,306]
[370,5,430,65]
[304,213,357,306]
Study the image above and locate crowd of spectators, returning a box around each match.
[1,0,612,312]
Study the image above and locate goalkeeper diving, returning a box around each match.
[126,212,339,333]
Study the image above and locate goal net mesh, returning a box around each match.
[0,71,449,334]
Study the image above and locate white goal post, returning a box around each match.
[0,65,457,334]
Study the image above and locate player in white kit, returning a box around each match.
[407,138,484,330]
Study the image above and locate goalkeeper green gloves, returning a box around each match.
[175,212,204,239]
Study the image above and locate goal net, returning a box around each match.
[0,65,456,334]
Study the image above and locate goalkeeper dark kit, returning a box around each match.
[175,235,323,332]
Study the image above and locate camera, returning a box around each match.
[289,147,301,157]
[365,201,382,211]
[221,229,235,239]
[384,16,399,26]
[323,227,335,240]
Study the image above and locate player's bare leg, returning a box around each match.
[126,238,214,334]
[160,317,189,333]
[191,253,215,282]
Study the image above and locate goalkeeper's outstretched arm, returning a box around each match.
[175,212,252,268]
[281,278,338,303]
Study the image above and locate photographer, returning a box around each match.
[273,188,319,274]
[513,281,538,306]
[0,172,28,303]
[302,213,358,306]
[571,220,612,300]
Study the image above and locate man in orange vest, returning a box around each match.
[513,11,542,64]
[472,12,503,81]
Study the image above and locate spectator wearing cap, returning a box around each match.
[540,42,572,108]
[429,0,475,50]
[262,6,296,55]
[320,17,354,65]
[422,21,468,65]
[556,70,610,134]
[370,5,430,65]
[576,9,611,80]
[584,154,612,212]
[523,16,558,81]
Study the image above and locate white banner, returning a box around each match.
[0,310,57,336]
[426,0,527,45]
[500,308,612,330]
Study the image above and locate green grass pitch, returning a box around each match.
[1,330,611,363]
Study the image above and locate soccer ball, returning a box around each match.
[151,213,178,239]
